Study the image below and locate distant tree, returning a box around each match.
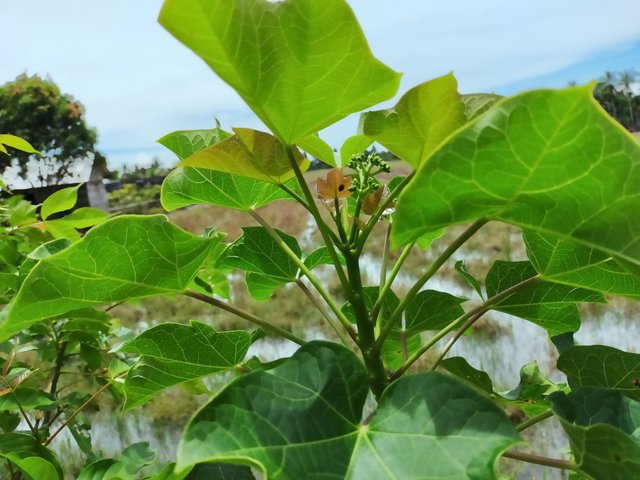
[593,70,640,132]
[0,74,108,186]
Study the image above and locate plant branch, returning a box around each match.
[248,210,352,334]
[374,219,488,353]
[430,310,487,370]
[371,241,414,324]
[277,182,310,210]
[44,378,116,447]
[186,290,305,346]
[390,274,541,379]
[517,410,554,432]
[285,146,350,288]
[296,279,355,344]
[502,450,576,471]
[374,224,392,334]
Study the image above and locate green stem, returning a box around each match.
[374,220,488,353]
[186,290,305,346]
[355,172,414,254]
[374,224,392,334]
[343,249,388,398]
[430,310,487,370]
[390,275,541,379]
[371,241,414,324]
[517,410,554,432]
[296,279,355,344]
[286,146,350,289]
[334,198,349,244]
[502,450,576,471]
[44,377,117,447]
[278,182,310,210]
[248,211,352,333]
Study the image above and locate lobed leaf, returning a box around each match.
[362,73,468,167]
[524,231,640,299]
[177,341,520,479]
[549,388,640,479]
[0,216,216,341]
[120,321,251,409]
[485,260,605,335]
[393,86,640,278]
[179,129,309,184]
[159,0,400,143]
[558,345,640,401]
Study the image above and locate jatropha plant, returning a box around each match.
[1,0,640,479]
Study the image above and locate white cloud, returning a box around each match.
[3,0,640,170]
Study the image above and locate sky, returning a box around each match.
[3,0,640,173]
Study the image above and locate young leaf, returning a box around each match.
[393,86,640,277]
[179,129,309,184]
[40,184,81,221]
[454,260,485,299]
[162,168,297,212]
[244,273,286,302]
[362,73,467,167]
[295,135,337,167]
[524,231,640,299]
[177,341,520,479]
[158,127,232,158]
[119,322,251,409]
[0,215,216,341]
[0,134,39,154]
[485,260,606,336]
[549,388,640,479]
[339,134,373,167]
[159,0,400,142]
[557,345,640,401]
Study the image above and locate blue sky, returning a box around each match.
[3,0,640,171]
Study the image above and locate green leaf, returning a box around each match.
[524,231,640,299]
[393,86,640,275]
[158,127,232,159]
[455,260,485,299]
[159,0,400,142]
[340,134,373,166]
[0,134,39,154]
[9,200,37,227]
[549,388,640,479]
[119,322,251,409]
[55,207,109,228]
[78,442,156,480]
[0,389,56,411]
[347,372,521,479]
[485,261,605,335]
[362,73,467,167]
[296,135,337,167]
[302,247,345,272]
[186,463,256,480]
[558,345,640,401]
[179,129,308,184]
[404,289,466,333]
[162,168,297,212]
[0,433,62,480]
[160,126,299,211]
[177,341,520,479]
[244,273,285,302]
[460,93,501,120]
[0,216,215,341]
[218,227,301,282]
[442,357,563,416]
[40,184,81,221]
